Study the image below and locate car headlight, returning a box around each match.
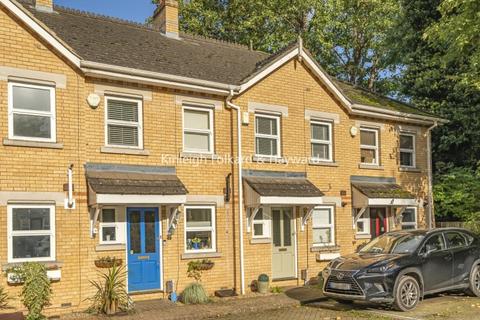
[367,261,398,273]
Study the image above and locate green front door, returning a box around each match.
[272,208,296,279]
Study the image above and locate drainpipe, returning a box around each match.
[426,121,438,229]
[226,90,245,295]
[67,164,74,208]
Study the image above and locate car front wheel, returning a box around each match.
[466,264,480,297]
[393,275,420,312]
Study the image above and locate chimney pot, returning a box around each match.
[152,0,179,38]
[35,0,53,12]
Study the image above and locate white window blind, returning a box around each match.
[105,97,142,148]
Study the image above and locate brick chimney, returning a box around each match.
[35,0,53,12]
[152,0,179,38]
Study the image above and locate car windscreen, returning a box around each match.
[360,233,425,254]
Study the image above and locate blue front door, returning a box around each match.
[127,208,161,292]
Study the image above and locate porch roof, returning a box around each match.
[244,176,324,206]
[86,163,188,205]
[352,182,416,208]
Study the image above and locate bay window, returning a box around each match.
[8,204,55,262]
[185,206,216,253]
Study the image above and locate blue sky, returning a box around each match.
[54,0,156,23]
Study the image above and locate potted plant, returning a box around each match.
[191,238,202,250]
[94,256,123,268]
[257,274,269,294]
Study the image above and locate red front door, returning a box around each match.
[370,208,387,238]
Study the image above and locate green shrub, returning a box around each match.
[258,274,269,282]
[16,263,51,320]
[89,263,131,315]
[0,284,9,309]
[181,282,209,304]
[270,286,283,293]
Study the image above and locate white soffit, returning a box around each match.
[96,194,187,205]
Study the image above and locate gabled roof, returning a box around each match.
[3,0,445,123]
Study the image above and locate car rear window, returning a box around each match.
[445,232,467,248]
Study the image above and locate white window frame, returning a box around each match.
[184,205,216,253]
[360,127,379,165]
[310,120,333,162]
[7,204,56,263]
[254,113,281,158]
[399,133,416,168]
[312,205,335,247]
[356,209,371,236]
[182,105,214,154]
[252,208,271,239]
[104,96,143,149]
[401,207,418,230]
[99,207,125,245]
[8,82,56,143]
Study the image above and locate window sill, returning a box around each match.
[2,260,63,272]
[358,163,384,170]
[181,252,222,260]
[250,238,271,244]
[179,152,219,160]
[355,234,372,240]
[101,146,150,156]
[3,138,63,149]
[399,167,422,173]
[310,245,340,253]
[96,244,126,252]
[309,160,339,167]
[252,156,287,164]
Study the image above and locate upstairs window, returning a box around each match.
[8,82,56,142]
[183,106,214,153]
[8,204,55,262]
[400,133,416,168]
[360,128,379,165]
[105,96,143,148]
[255,114,280,157]
[312,206,335,246]
[311,121,333,162]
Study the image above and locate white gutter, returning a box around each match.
[81,61,239,96]
[425,121,438,229]
[352,103,446,124]
[226,90,245,295]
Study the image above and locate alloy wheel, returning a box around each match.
[474,266,480,291]
[400,279,419,308]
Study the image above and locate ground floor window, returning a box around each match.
[312,206,335,246]
[8,204,55,262]
[252,208,271,238]
[100,207,126,244]
[184,206,216,253]
[401,207,418,230]
[355,209,370,236]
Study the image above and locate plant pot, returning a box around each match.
[192,242,200,250]
[94,259,123,268]
[197,262,214,270]
[257,280,269,294]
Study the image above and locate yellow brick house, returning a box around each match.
[0,0,445,315]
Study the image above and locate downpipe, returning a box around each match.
[226,90,245,295]
[426,122,438,229]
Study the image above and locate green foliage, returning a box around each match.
[181,282,209,304]
[270,286,283,294]
[14,263,51,320]
[187,259,213,282]
[153,0,401,95]
[89,263,131,315]
[0,284,9,309]
[424,0,480,89]
[434,164,480,222]
[258,274,269,282]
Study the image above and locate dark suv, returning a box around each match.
[322,228,480,311]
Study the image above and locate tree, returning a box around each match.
[152,0,401,94]
[424,0,480,89]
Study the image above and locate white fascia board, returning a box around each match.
[368,198,417,206]
[259,196,323,205]
[239,49,298,93]
[96,194,187,205]
[352,104,444,124]
[1,0,81,68]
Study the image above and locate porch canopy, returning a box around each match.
[243,170,324,231]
